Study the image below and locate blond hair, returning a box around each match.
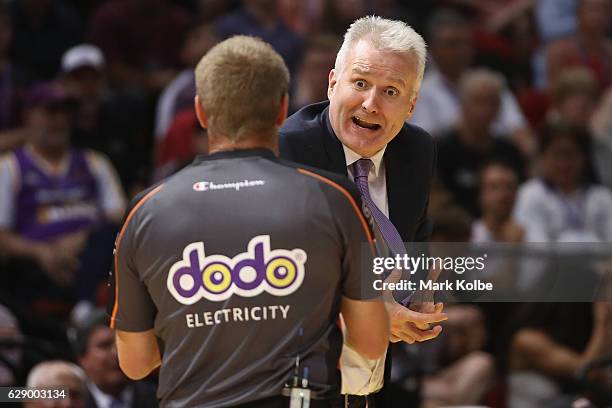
[551,67,599,106]
[335,16,427,93]
[195,35,290,141]
[458,68,505,103]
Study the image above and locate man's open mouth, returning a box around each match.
[352,116,381,130]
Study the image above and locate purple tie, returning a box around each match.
[353,158,406,256]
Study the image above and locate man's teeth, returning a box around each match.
[353,117,380,129]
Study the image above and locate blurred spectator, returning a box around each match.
[196,0,240,22]
[508,302,612,408]
[153,109,208,182]
[535,0,578,43]
[472,161,525,243]
[278,0,326,36]
[70,308,157,408]
[88,0,190,92]
[320,0,368,35]
[436,69,525,217]
[57,44,151,195]
[444,0,534,34]
[519,66,600,131]
[420,305,494,407]
[429,204,473,242]
[9,0,82,81]
[0,304,22,386]
[290,34,341,111]
[368,0,415,22]
[154,23,217,143]
[443,0,537,90]
[590,87,612,190]
[410,9,534,155]
[214,0,304,75]
[471,162,547,293]
[532,0,578,89]
[0,83,126,318]
[548,67,600,130]
[25,360,86,408]
[514,123,612,242]
[0,4,34,152]
[545,0,612,90]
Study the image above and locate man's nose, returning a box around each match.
[361,89,379,114]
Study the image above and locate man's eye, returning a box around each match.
[355,80,367,88]
[385,88,399,97]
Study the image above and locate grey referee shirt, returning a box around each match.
[108,149,377,408]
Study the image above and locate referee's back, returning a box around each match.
[110,148,380,407]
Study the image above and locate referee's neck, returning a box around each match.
[208,132,278,156]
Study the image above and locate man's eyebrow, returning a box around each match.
[350,67,406,88]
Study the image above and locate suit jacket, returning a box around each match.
[279,101,435,243]
[84,381,158,408]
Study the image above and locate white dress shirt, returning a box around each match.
[87,382,133,408]
[342,144,388,216]
[340,144,388,395]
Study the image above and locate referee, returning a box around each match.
[107,36,389,408]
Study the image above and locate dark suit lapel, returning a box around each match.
[385,141,411,241]
[320,106,348,175]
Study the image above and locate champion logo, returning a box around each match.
[192,179,265,192]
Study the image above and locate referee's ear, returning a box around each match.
[194,95,208,129]
[275,93,289,127]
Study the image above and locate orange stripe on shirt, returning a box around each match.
[297,168,374,244]
[110,184,164,328]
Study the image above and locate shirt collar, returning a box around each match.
[193,148,277,164]
[342,144,387,177]
[88,382,132,408]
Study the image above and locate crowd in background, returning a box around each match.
[0,0,611,407]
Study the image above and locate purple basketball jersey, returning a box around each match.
[14,147,100,241]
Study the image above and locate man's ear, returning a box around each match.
[405,94,418,120]
[194,96,208,128]
[327,69,337,99]
[276,93,289,127]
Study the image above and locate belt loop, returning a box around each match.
[344,395,348,408]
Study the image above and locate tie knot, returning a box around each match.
[353,158,372,180]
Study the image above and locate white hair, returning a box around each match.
[335,15,427,92]
[27,360,86,388]
[457,68,505,102]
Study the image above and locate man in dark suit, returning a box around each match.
[280,15,447,408]
[70,308,158,408]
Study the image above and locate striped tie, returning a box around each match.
[352,158,406,256]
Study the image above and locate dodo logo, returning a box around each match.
[167,235,307,304]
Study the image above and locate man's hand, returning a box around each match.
[33,243,79,287]
[386,300,447,344]
[54,230,89,257]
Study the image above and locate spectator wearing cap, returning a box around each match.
[70,308,157,408]
[25,360,87,408]
[58,45,151,196]
[0,82,126,320]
